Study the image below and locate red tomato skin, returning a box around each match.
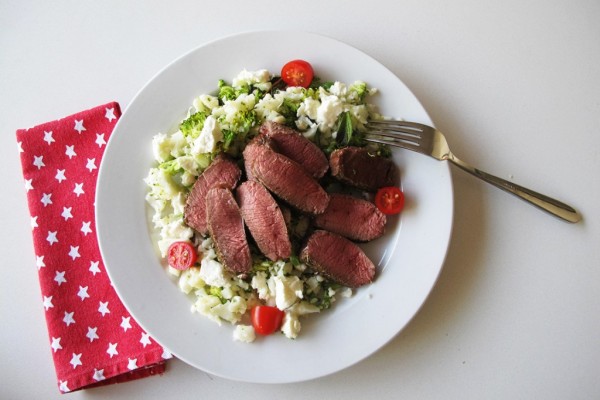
[167,241,198,270]
[251,306,285,335]
[281,60,314,88]
[375,186,405,215]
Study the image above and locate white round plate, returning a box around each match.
[96,30,453,383]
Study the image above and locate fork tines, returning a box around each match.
[364,120,424,149]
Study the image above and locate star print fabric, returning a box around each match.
[16,102,170,393]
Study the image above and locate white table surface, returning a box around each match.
[2,1,599,399]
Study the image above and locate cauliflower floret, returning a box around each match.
[232,69,272,91]
[193,94,219,113]
[233,325,256,343]
[178,267,204,294]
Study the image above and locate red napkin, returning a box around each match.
[16,102,171,393]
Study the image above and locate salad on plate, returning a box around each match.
[145,60,404,343]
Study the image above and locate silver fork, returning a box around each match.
[365,120,581,223]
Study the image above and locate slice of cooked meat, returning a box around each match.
[241,134,269,181]
[184,154,241,236]
[205,187,252,275]
[247,142,330,214]
[329,146,398,192]
[236,180,292,261]
[259,121,329,179]
[299,230,376,288]
[313,193,386,242]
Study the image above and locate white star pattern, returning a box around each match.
[98,301,110,317]
[73,182,84,197]
[86,158,97,172]
[36,255,46,269]
[68,246,80,260]
[81,221,92,236]
[43,295,54,311]
[86,326,99,342]
[77,286,90,301]
[46,231,58,245]
[95,133,107,147]
[63,311,75,327]
[140,332,152,348]
[120,316,132,332]
[74,119,86,134]
[41,193,52,207]
[70,353,82,369]
[65,145,77,159]
[31,216,38,230]
[107,343,118,358]
[92,369,105,381]
[44,131,55,145]
[89,261,101,275]
[161,348,173,359]
[127,358,138,370]
[61,206,73,221]
[105,107,116,122]
[54,271,67,286]
[51,337,62,352]
[33,155,45,169]
[25,178,33,192]
[59,380,69,393]
[55,169,66,183]
[17,103,167,390]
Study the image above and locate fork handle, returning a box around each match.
[448,155,582,223]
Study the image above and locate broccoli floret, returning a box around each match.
[180,112,207,138]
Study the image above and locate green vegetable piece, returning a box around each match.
[180,112,207,138]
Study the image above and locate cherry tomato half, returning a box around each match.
[251,305,285,335]
[281,60,314,88]
[375,186,405,215]
[167,241,198,270]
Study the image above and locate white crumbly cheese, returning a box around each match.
[281,311,301,339]
[233,325,256,343]
[273,275,303,310]
[316,94,343,134]
[191,115,222,155]
[199,258,228,288]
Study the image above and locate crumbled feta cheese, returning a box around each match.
[199,258,228,288]
[233,325,256,343]
[316,94,343,134]
[191,115,222,155]
[273,275,303,310]
[281,311,301,339]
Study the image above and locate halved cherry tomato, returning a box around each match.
[251,305,285,335]
[281,59,314,88]
[167,241,198,270]
[375,186,405,215]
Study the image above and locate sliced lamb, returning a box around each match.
[299,230,376,288]
[247,142,330,214]
[205,187,252,275]
[236,180,292,261]
[329,146,398,192]
[184,154,242,236]
[259,121,329,179]
[313,193,386,242]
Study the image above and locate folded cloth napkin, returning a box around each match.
[16,102,171,393]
